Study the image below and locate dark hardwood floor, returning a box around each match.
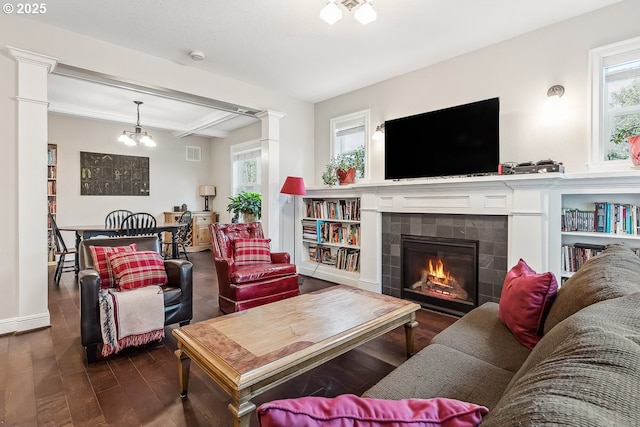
[0,251,458,426]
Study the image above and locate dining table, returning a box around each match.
[58,222,187,275]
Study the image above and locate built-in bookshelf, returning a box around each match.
[560,193,640,279]
[300,197,361,280]
[47,143,57,263]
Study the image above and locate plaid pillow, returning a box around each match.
[234,238,272,266]
[108,250,168,291]
[89,244,137,288]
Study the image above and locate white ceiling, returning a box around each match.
[28,0,624,137]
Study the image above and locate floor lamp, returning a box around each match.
[280,176,306,273]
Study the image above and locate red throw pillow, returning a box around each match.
[257,394,488,427]
[107,250,168,291]
[499,259,558,349]
[89,244,137,288]
[234,238,272,266]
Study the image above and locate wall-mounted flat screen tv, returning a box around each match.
[384,97,500,180]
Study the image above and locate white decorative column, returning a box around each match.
[358,192,382,292]
[8,47,58,332]
[257,110,285,251]
[505,180,554,273]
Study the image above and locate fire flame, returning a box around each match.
[427,258,454,287]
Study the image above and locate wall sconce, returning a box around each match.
[373,123,385,140]
[198,185,216,211]
[547,85,565,99]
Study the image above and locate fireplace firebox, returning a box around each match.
[401,235,478,317]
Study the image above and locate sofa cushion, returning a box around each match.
[498,259,558,349]
[431,303,531,373]
[89,243,137,288]
[363,343,514,410]
[234,237,272,266]
[108,250,168,290]
[257,394,488,427]
[481,292,640,427]
[543,243,640,334]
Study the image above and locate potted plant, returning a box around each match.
[226,191,262,223]
[322,146,365,186]
[609,122,640,165]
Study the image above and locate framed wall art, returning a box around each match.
[80,151,150,196]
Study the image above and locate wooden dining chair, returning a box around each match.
[105,209,133,229]
[48,213,77,286]
[119,212,158,237]
[163,210,192,260]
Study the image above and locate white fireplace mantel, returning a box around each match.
[302,171,640,293]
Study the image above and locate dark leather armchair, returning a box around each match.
[210,222,299,314]
[78,236,192,363]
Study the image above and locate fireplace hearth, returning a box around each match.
[402,235,478,316]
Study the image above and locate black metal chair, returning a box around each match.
[104,209,133,229]
[119,212,158,237]
[163,211,192,260]
[48,213,77,286]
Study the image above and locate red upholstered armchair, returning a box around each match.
[210,222,300,313]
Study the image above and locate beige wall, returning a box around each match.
[48,114,215,245]
[314,0,640,185]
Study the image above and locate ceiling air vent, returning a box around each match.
[186,146,201,162]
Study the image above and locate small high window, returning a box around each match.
[330,110,370,179]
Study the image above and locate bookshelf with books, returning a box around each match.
[300,197,361,284]
[47,143,57,263]
[560,192,640,280]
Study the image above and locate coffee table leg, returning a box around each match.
[228,400,256,427]
[404,313,418,357]
[175,348,191,397]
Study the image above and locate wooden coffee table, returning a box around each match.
[172,285,420,427]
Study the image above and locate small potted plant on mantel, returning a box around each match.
[226,191,262,223]
[322,146,365,186]
[609,123,640,166]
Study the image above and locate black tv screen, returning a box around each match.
[384,97,500,180]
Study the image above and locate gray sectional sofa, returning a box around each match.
[364,243,640,426]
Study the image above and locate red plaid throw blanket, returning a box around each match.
[99,285,165,357]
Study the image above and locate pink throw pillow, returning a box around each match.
[89,244,137,288]
[234,238,272,266]
[499,259,558,349]
[257,394,488,427]
[108,250,168,291]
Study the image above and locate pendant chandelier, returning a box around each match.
[118,101,156,147]
[320,0,377,25]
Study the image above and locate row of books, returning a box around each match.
[48,181,56,196]
[305,199,360,221]
[47,165,57,179]
[307,244,360,272]
[562,202,640,235]
[562,242,640,273]
[48,200,57,214]
[302,220,360,246]
[561,243,605,273]
[47,147,57,166]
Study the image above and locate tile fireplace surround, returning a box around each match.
[301,171,640,297]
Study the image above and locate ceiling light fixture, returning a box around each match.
[320,0,377,25]
[117,101,156,147]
